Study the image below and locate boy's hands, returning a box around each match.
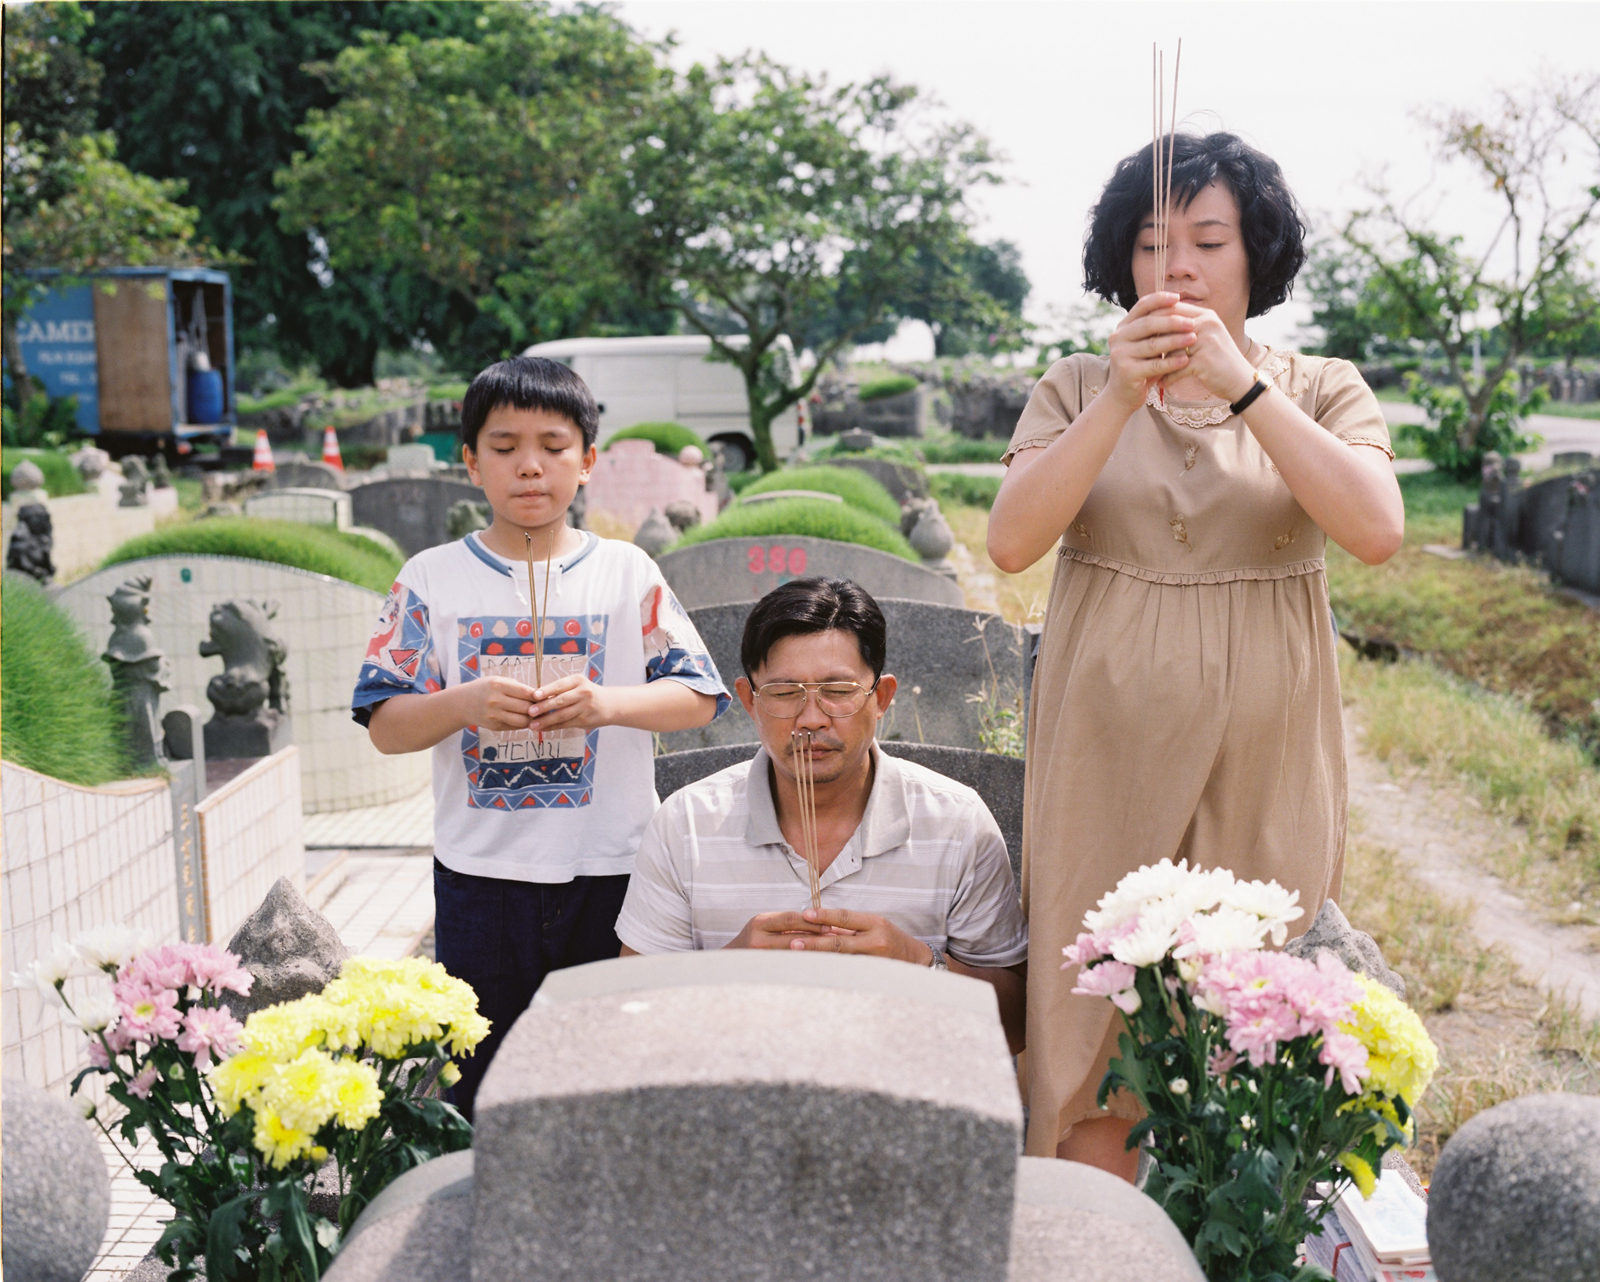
[527,673,612,732]
[458,675,544,733]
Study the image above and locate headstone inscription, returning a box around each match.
[348,476,488,557]
[656,536,963,609]
[657,597,1024,753]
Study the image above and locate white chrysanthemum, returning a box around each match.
[1172,906,1273,960]
[1086,859,1231,932]
[1219,878,1303,944]
[74,992,119,1034]
[1107,914,1181,968]
[12,939,82,1004]
[74,925,152,973]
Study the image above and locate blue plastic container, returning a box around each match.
[187,367,224,424]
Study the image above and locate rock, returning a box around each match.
[1428,1093,1600,1282]
[1,1077,111,1282]
[9,459,46,493]
[658,597,1026,755]
[654,741,1024,888]
[224,877,348,1018]
[1284,899,1405,998]
[662,499,703,533]
[632,507,677,558]
[471,951,1021,1282]
[1009,1157,1205,1282]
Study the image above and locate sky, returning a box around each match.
[617,0,1600,356]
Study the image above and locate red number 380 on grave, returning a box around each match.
[747,545,808,576]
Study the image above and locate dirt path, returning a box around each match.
[1345,717,1600,1021]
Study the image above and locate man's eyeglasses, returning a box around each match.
[751,679,879,718]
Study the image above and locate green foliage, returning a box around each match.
[427,382,469,402]
[1,392,83,451]
[920,433,1010,464]
[676,498,917,560]
[88,1,491,387]
[1,447,89,500]
[857,374,919,403]
[741,465,901,526]
[274,4,671,376]
[592,56,1009,471]
[930,472,1001,510]
[1404,373,1544,481]
[726,469,761,494]
[1,575,130,785]
[809,433,926,467]
[605,422,709,457]
[103,519,402,594]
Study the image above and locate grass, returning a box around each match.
[103,518,403,594]
[675,498,917,561]
[238,375,327,415]
[1537,401,1600,420]
[740,465,901,526]
[920,432,1012,464]
[1,575,134,785]
[605,421,708,456]
[1340,826,1600,1176]
[858,373,919,402]
[427,381,469,402]
[1,447,89,500]
[1327,473,1599,750]
[1339,650,1600,911]
[930,473,1001,510]
[808,434,926,468]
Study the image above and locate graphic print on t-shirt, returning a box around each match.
[457,612,606,809]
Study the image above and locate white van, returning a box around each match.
[522,334,804,473]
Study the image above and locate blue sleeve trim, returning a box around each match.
[645,648,731,719]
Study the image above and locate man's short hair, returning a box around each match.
[1082,131,1307,319]
[741,577,887,681]
[459,356,600,453]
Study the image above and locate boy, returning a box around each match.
[352,356,728,1118]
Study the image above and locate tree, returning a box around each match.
[273,3,671,375]
[2,3,211,402]
[593,57,1013,471]
[1338,74,1600,475]
[86,1,489,385]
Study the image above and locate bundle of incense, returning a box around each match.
[1152,40,1182,404]
[523,531,554,693]
[791,729,823,911]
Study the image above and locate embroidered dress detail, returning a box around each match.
[1145,348,1292,428]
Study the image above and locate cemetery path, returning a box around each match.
[1345,717,1600,1021]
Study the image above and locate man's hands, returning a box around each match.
[725,908,932,965]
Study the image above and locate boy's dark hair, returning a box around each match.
[741,578,887,681]
[1083,131,1307,318]
[459,356,600,453]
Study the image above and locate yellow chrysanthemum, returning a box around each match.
[208,1050,277,1118]
[1336,1151,1377,1198]
[265,1048,345,1135]
[438,1062,461,1088]
[318,956,490,1060]
[330,1059,383,1129]
[253,1107,316,1170]
[1340,978,1439,1107]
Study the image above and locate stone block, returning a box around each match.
[657,536,963,610]
[1,1076,111,1282]
[244,487,353,530]
[587,439,717,529]
[654,742,1023,887]
[1428,1092,1600,1282]
[272,458,346,491]
[349,476,488,558]
[1008,1157,1204,1282]
[659,598,1024,753]
[385,443,440,473]
[857,386,926,438]
[822,455,928,502]
[224,876,347,1018]
[1284,899,1405,998]
[326,1151,473,1282]
[470,950,1021,1282]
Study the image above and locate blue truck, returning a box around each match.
[15,266,236,456]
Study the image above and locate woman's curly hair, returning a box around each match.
[1083,132,1307,318]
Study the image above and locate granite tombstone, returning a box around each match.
[349,476,488,557]
[656,536,962,609]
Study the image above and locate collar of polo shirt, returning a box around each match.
[743,740,911,861]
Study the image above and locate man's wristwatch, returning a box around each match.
[926,945,949,971]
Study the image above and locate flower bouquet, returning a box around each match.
[1063,860,1437,1282]
[18,928,488,1282]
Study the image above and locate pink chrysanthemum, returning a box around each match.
[176,1005,244,1070]
[1194,949,1367,1085]
[112,981,182,1044]
[127,1064,160,1099]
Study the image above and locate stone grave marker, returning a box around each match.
[657,536,963,610]
[654,741,1024,887]
[1,1076,111,1282]
[349,476,487,557]
[385,443,441,473]
[659,597,1023,752]
[244,487,353,530]
[822,455,928,503]
[272,458,346,491]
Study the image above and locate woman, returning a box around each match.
[988,132,1403,1178]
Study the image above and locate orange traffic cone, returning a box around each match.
[321,425,343,470]
[251,429,275,472]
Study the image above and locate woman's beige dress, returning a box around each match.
[1005,348,1393,1158]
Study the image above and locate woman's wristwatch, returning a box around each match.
[1230,370,1271,415]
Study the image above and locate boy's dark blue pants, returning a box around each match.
[432,859,629,1122]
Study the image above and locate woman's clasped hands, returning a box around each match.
[1104,291,1258,412]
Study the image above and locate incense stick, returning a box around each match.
[523,531,554,693]
[791,729,822,911]
[1152,40,1182,404]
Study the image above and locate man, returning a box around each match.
[616,577,1027,1050]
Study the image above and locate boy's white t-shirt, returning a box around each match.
[352,532,728,883]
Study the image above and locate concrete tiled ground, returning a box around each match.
[302,786,434,849]
[84,849,436,1279]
